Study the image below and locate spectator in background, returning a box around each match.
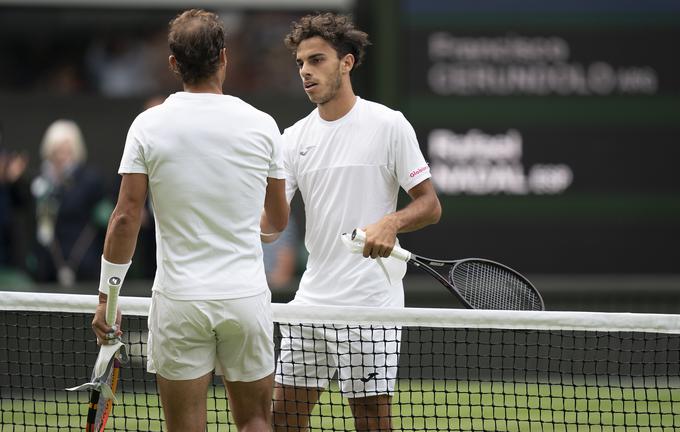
[30,119,111,286]
[0,122,30,269]
[86,35,159,97]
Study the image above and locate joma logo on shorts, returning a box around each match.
[360,372,379,383]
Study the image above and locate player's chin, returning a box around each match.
[307,92,329,105]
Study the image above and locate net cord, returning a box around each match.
[2,291,679,334]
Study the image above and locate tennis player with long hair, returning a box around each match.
[91,9,288,432]
[270,12,441,432]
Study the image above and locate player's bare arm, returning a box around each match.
[362,179,441,259]
[92,173,147,343]
[260,177,289,243]
[104,173,148,263]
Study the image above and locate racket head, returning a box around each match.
[449,258,544,311]
[85,358,120,432]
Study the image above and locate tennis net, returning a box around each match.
[1,291,679,431]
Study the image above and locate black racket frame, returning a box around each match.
[407,254,545,311]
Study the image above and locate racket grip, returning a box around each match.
[105,277,121,327]
[390,245,412,262]
[350,229,412,262]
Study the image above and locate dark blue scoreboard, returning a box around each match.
[394,0,680,274]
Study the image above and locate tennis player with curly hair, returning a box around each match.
[272,12,441,432]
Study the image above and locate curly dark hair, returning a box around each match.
[284,13,370,69]
[168,9,225,85]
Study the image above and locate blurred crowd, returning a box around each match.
[0,10,301,97]
[0,119,108,287]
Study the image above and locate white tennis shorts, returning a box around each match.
[147,290,274,382]
[275,323,401,397]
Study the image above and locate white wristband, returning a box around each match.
[98,256,132,295]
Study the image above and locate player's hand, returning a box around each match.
[91,302,123,346]
[362,216,399,259]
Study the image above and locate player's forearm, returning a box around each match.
[262,206,289,233]
[263,177,289,232]
[260,211,283,243]
[390,191,442,234]
[103,208,142,264]
[387,179,441,233]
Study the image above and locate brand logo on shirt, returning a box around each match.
[299,146,316,156]
[409,165,430,178]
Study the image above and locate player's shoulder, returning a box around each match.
[229,96,280,127]
[132,103,164,124]
[357,97,408,127]
[126,107,155,139]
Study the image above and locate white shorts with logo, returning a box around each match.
[147,290,274,382]
[275,323,401,398]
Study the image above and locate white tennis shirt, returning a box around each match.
[283,97,431,307]
[119,92,285,300]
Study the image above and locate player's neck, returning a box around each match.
[317,88,357,122]
[183,76,224,95]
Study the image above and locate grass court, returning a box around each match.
[3,380,679,431]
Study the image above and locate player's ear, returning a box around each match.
[168,55,178,74]
[341,53,355,74]
[220,48,227,68]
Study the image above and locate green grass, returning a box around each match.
[3,380,680,431]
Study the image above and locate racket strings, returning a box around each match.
[450,261,543,310]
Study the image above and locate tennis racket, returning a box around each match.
[85,276,122,432]
[348,229,544,311]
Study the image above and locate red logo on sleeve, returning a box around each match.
[409,165,430,178]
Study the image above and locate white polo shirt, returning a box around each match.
[119,92,284,300]
[283,97,431,307]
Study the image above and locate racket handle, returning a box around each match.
[105,277,121,327]
[350,229,412,262]
[390,244,412,262]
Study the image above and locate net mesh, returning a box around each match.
[2,292,680,431]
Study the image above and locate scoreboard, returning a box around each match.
[392,0,680,273]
